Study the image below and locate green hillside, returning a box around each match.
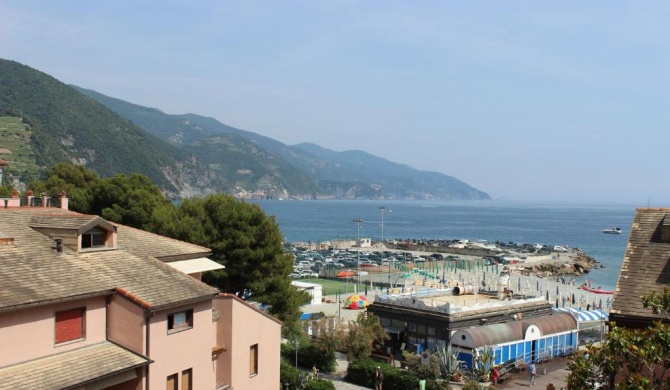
[72,86,324,198]
[0,116,41,183]
[0,59,224,196]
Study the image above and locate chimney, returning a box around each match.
[55,238,63,253]
[59,191,69,210]
[26,190,34,207]
[662,214,670,242]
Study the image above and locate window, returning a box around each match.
[181,369,192,390]
[55,307,85,344]
[81,227,107,249]
[249,344,258,376]
[168,309,193,333]
[166,373,178,390]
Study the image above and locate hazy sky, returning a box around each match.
[1,1,669,204]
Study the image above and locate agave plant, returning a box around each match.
[473,345,497,382]
[434,342,463,379]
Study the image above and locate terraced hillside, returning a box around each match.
[0,116,41,183]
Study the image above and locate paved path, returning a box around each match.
[324,353,572,389]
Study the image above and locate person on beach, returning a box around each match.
[529,360,537,386]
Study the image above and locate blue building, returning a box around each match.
[451,312,578,369]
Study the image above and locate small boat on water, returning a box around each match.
[603,227,622,234]
[580,285,614,294]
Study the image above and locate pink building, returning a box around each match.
[0,197,281,390]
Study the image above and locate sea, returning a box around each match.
[249,200,637,291]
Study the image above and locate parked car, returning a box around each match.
[289,271,304,279]
[304,271,319,278]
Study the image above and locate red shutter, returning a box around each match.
[55,308,83,343]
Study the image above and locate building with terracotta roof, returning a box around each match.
[0,195,281,390]
[609,208,670,328]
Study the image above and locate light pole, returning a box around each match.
[294,339,299,369]
[379,206,390,288]
[379,206,388,247]
[353,218,363,292]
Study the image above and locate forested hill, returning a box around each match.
[0,58,489,200]
[0,58,224,197]
[73,86,491,201]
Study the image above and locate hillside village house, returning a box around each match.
[0,193,280,390]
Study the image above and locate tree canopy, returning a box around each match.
[150,193,310,337]
[567,288,670,390]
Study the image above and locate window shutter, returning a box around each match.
[55,308,83,343]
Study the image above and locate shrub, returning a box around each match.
[299,343,336,373]
[303,380,336,390]
[345,358,378,388]
[281,340,336,373]
[345,358,448,390]
[280,359,299,389]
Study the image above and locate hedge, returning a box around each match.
[345,358,453,390]
[303,380,336,390]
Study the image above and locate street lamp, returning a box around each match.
[379,206,389,247]
[294,339,299,370]
[353,218,363,292]
[379,206,390,288]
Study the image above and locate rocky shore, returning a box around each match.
[521,250,600,279]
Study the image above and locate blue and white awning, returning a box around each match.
[554,308,608,322]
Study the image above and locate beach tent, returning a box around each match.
[344,294,369,310]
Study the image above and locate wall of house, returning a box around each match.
[148,300,215,390]
[0,296,107,366]
[107,294,145,355]
[214,296,281,390]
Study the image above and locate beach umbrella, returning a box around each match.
[572,293,575,305]
[555,298,559,308]
[556,285,560,296]
[537,280,540,291]
[599,297,603,309]
[518,278,521,292]
[546,290,550,301]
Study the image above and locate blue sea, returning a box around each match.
[250,200,636,291]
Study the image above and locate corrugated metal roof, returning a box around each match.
[452,312,577,349]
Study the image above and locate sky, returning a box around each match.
[1,1,669,204]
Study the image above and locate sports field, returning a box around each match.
[298,277,369,296]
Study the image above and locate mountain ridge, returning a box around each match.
[73,86,490,201]
[0,58,489,201]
